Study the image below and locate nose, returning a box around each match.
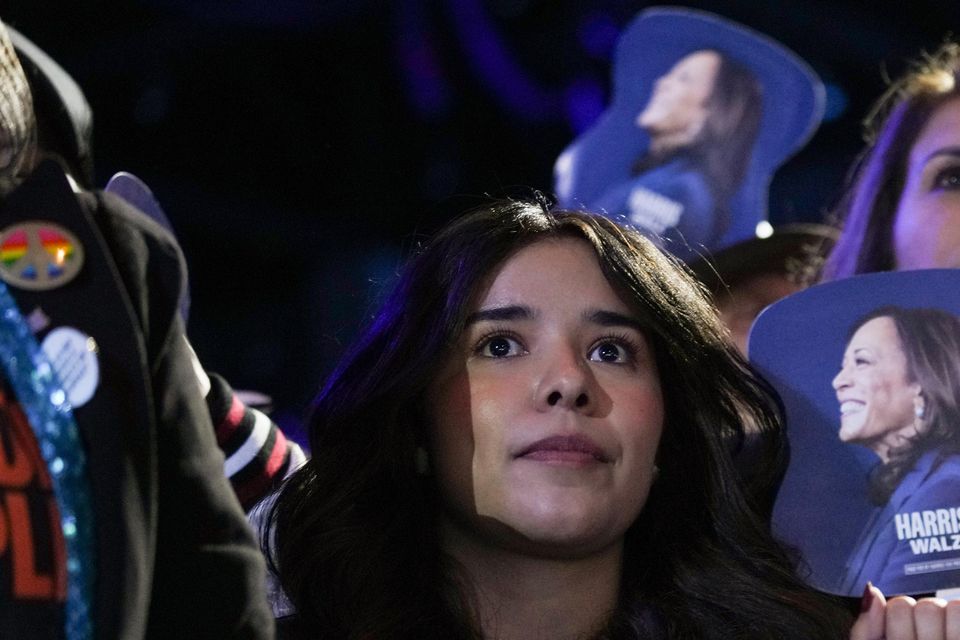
[832,364,850,392]
[535,345,594,412]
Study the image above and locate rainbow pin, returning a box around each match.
[0,222,84,290]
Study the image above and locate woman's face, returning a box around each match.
[426,238,664,558]
[636,50,720,140]
[892,96,960,270]
[832,316,918,446]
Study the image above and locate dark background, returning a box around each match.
[2,0,957,443]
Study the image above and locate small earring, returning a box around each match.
[415,447,430,476]
[652,464,660,480]
[914,395,925,420]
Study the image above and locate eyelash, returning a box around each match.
[473,327,526,358]
[589,332,643,365]
[472,328,643,365]
[931,165,960,191]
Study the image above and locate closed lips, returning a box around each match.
[516,435,609,463]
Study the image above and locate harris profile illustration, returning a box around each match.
[752,270,960,596]
[554,7,823,260]
[590,48,762,254]
[833,306,960,595]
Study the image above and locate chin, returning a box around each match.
[838,427,858,443]
[510,518,623,559]
[636,109,660,131]
[838,425,861,444]
[501,496,639,555]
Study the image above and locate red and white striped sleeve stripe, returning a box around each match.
[206,372,305,512]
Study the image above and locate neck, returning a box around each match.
[646,128,698,157]
[441,519,623,640]
[870,421,921,463]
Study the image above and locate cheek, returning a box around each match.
[893,195,960,269]
[865,377,909,427]
[893,203,933,268]
[683,103,710,134]
[426,374,475,480]
[615,383,665,468]
[426,374,515,502]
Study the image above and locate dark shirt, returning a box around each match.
[0,376,65,638]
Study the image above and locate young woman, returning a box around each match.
[267,199,949,639]
[822,43,960,279]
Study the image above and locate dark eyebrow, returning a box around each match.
[586,309,646,332]
[921,147,960,166]
[465,305,534,326]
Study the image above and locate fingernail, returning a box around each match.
[860,581,875,613]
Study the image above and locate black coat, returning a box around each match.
[0,162,273,639]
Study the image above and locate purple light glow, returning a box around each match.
[564,78,606,134]
[577,13,620,60]
[445,0,558,121]
[394,0,452,117]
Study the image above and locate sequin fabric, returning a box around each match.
[0,280,94,639]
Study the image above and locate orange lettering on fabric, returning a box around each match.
[0,501,6,556]
[0,388,67,601]
[0,389,49,489]
[7,492,56,599]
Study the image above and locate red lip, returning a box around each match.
[516,435,609,463]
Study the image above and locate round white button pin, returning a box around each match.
[41,327,100,408]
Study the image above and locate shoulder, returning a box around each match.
[915,452,960,487]
[920,456,960,487]
[892,452,960,510]
[635,159,710,195]
[630,161,713,223]
[79,189,187,359]
[78,189,184,272]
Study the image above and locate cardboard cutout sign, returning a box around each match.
[104,171,191,323]
[554,7,823,260]
[752,270,960,596]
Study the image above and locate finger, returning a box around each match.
[886,596,918,640]
[915,598,946,640]
[851,583,887,640]
[945,600,960,640]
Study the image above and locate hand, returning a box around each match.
[851,582,960,640]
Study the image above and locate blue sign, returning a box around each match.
[753,270,960,596]
[555,7,823,260]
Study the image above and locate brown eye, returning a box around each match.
[477,335,523,358]
[589,341,628,364]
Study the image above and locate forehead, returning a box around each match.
[671,50,721,74]
[849,316,900,348]
[909,97,960,163]
[476,238,631,312]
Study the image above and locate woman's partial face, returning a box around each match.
[832,317,918,447]
[893,97,960,270]
[636,50,720,141]
[426,238,663,558]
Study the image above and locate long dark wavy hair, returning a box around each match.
[821,42,960,281]
[633,51,763,234]
[265,199,850,639]
[845,306,960,504]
